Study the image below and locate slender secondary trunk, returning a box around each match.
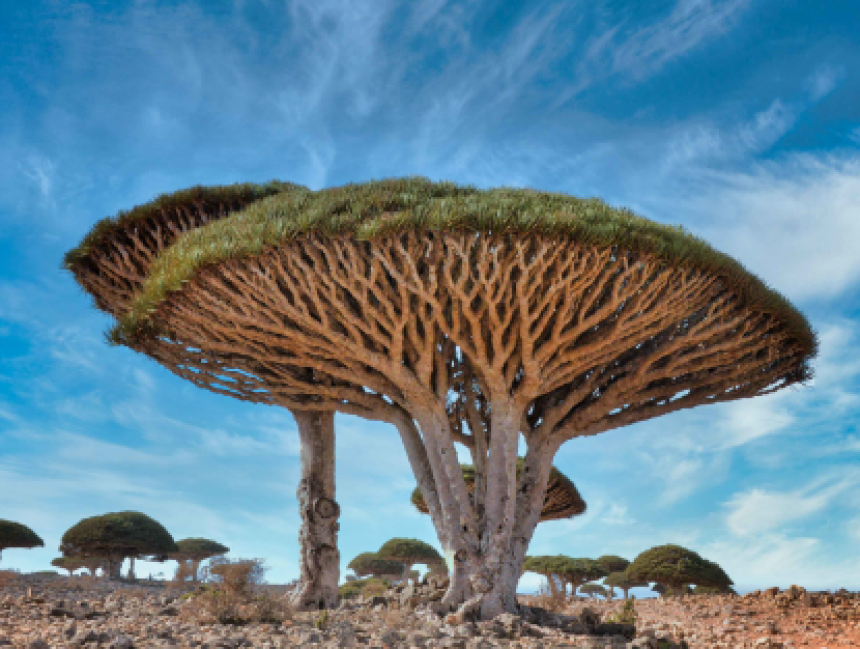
[191,559,201,582]
[622,587,630,599]
[290,410,340,611]
[127,557,136,581]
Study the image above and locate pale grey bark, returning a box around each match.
[290,410,340,611]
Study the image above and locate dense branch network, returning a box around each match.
[67,177,815,619]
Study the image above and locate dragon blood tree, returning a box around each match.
[73,177,815,619]
[597,555,630,574]
[169,538,229,582]
[580,582,607,599]
[64,181,354,610]
[377,538,445,580]
[627,544,733,597]
[522,556,572,599]
[603,571,647,599]
[60,511,177,580]
[412,460,586,522]
[0,520,44,565]
[347,553,406,581]
[560,558,608,598]
[51,556,86,576]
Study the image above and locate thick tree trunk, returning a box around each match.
[421,411,558,620]
[290,410,340,611]
[106,557,123,581]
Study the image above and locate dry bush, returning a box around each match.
[0,570,21,588]
[531,580,569,613]
[379,606,411,631]
[203,557,267,595]
[180,558,289,626]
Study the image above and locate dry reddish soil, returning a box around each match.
[545,586,860,648]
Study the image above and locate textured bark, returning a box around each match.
[291,410,340,611]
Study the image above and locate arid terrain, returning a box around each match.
[0,574,857,648]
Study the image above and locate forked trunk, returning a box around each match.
[291,410,340,611]
[432,425,558,620]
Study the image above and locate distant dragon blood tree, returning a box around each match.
[169,538,229,582]
[66,177,815,620]
[51,556,86,576]
[603,571,647,599]
[627,545,733,596]
[347,552,406,580]
[377,538,444,578]
[0,520,43,564]
[60,511,177,580]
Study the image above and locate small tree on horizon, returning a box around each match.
[580,582,607,599]
[60,512,177,580]
[627,545,732,598]
[597,555,630,574]
[377,538,444,582]
[604,571,647,599]
[169,538,229,582]
[347,552,406,581]
[51,557,86,576]
[562,559,609,598]
[0,520,44,565]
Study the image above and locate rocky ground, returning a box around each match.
[536,585,860,648]
[0,574,856,648]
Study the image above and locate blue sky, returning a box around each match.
[1,0,859,595]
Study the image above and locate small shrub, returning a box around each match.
[532,579,568,613]
[338,577,390,600]
[314,609,329,630]
[606,596,637,626]
[179,558,282,626]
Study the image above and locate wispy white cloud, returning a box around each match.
[557,0,751,102]
[725,472,860,536]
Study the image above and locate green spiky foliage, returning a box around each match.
[346,552,406,579]
[694,585,737,595]
[338,577,391,600]
[60,511,178,575]
[63,181,304,272]
[523,555,607,598]
[172,538,229,559]
[377,538,443,574]
[51,557,86,576]
[580,583,608,599]
[628,545,732,593]
[0,520,43,563]
[106,176,816,361]
[169,538,230,582]
[597,555,630,574]
[604,571,648,599]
